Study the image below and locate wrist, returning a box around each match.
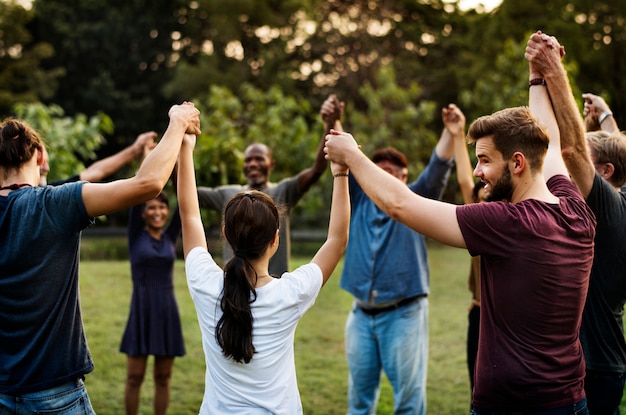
[528,78,547,87]
[599,110,613,125]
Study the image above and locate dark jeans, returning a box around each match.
[585,370,626,415]
[471,398,588,415]
[467,305,480,392]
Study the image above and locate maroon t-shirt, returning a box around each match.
[457,175,596,412]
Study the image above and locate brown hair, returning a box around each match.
[372,147,408,168]
[0,118,43,178]
[216,190,280,363]
[586,131,626,187]
[467,107,549,172]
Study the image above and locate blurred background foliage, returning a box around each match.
[1,0,624,227]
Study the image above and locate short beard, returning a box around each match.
[486,165,513,202]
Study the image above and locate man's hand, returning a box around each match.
[583,93,611,119]
[324,129,360,167]
[320,94,344,129]
[442,104,466,137]
[525,30,565,79]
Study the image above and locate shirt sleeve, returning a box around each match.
[409,149,454,199]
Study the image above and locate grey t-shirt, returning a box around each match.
[197,177,303,276]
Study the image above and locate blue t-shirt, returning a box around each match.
[0,183,93,394]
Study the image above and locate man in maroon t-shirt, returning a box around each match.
[323,36,595,414]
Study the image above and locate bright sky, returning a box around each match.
[450,0,503,12]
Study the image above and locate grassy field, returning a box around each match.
[78,242,625,414]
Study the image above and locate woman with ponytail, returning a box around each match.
[177,131,350,414]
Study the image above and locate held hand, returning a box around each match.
[320,94,344,127]
[168,101,201,135]
[525,30,564,79]
[324,129,360,166]
[442,104,466,137]
[141,139,157,160]
[133,131,157,156]
[582,93,610,118]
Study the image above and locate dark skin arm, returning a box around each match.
[297,94,344,192]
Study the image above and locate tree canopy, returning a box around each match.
[1,0,624,225]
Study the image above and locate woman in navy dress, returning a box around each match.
[120,191,185,415]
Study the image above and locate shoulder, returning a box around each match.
[280,263,323,293]
[185,247,222,283]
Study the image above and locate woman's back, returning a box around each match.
[186,247,322,414]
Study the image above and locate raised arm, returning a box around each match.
[583,92,619,133]
[436,103,463,162]
[178,134,208,257]
[444,104,474,204]
[297,94,344,192]
[525,31,595,196]
[524,33,569,182]
[79,131,157,182]
[81,102,200,217]
[310,157,350,286]
[324,130,465,248]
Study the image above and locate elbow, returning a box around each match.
[380,197,406,223]
[135,176,166,201]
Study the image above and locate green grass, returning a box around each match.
[78,242,626,414]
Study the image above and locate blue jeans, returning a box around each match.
[471,398,588,415]
[345,296,428,415]
[0,378,96,415]
[584,370,626,415]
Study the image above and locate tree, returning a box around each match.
[12,102,113,183]
[0,1,63,115]
[32,0,186,147]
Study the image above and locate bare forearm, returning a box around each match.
[79,144,140,182]
[454,136,475,204]
[178,140,207,255]
[544,69,595,195]
[544,70,586,157]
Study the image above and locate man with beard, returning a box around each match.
[323,33,596,414]
[197,95,343,276]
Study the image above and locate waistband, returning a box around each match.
[358,294,426,316]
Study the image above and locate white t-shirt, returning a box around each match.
[185,246,323,415]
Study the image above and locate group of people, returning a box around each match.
[1,30,625,415]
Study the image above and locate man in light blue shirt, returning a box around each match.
[342,105,465,415]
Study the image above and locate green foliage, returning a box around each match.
[0,1,64,114]
[12,102,113,182]
[32,0,186,142]
[193,82,328,226]
[348,65,439,174]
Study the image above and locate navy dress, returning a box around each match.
[120,204,185,357]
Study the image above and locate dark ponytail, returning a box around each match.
[216,190,280,363]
